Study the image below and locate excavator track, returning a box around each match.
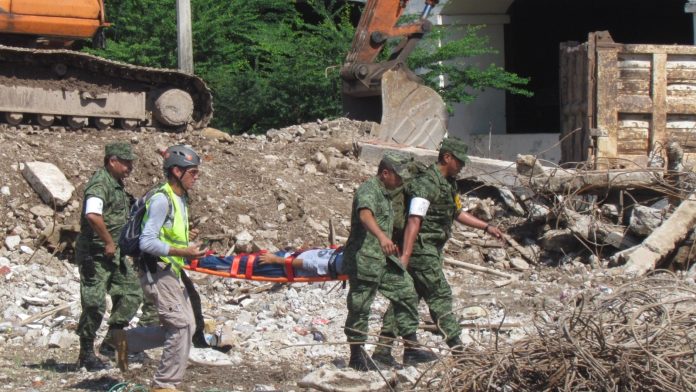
[0,44,213,131]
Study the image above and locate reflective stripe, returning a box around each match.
[160,233,188,246]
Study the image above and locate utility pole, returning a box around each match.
[176,0,194,74]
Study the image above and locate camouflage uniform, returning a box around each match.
[76,147,142,345]
[343,176,420,343]
[381,141,468,345]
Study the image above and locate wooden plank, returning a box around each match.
[596,43,620,168]
[667,69,696,80]
[651,53,668,152]
[618,80,650,95]
[667,98,696,113]
[622,44,696,55]
[616,95,653,113]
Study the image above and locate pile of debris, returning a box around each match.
[1,118,696,390]
[431,273,696,391]
[454,153,696,278]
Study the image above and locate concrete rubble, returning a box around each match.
[0,120,695,390]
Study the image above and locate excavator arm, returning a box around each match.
[341,0,447,150]
[341,0,437,98]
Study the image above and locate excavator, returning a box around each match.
[341,0,447,149]
[0,0,212,131]
[0,0,443,140]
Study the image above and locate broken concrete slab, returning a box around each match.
[629,205,664,237]
[22,162,74,208]
[617,196,696,276]
[298,368,396,392]
[563,209,640,250]
[357,141,521,186]
[530,168,664,194]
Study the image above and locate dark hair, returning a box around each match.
[437,150,448,164]
[104,155,116,167]
[377,160,396,175]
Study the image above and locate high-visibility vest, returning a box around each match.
[143,182,189,277]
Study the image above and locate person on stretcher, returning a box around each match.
[191,247,345,278]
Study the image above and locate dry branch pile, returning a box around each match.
[428,273,696,391]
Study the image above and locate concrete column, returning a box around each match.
[686,1,696,44]
[435,14,510,139]
[176,0,194,74]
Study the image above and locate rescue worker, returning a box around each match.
[343,152,435,371]
[113,145,207,392]
[375,137,503,359]
[75,142,142,370]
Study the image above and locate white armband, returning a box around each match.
[409,197,430,217]
[84,197,104,215]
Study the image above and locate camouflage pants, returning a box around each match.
[381,253,461,343]
[76,252,142,340]
[344,262,419,343]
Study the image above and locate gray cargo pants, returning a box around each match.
[124,261,195,389]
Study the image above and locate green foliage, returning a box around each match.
[84,1,529,133]
[407,24,532,109]
[86,0,351,133]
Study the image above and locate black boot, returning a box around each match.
[402,333,438,366]
[192,330,210,349]
[348,344,383,372]
[77,338,110,371]
[371,334,402,369]
[446,336,465,356]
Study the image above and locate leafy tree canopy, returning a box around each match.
[86,1,530,133]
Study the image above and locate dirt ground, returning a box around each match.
[0,121,631,391]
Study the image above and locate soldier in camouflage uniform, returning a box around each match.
[75,142,142,370]
[343,152,435,371]
[376,137,503,357]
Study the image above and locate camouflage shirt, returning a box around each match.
[406,164,461,257]
[76,167,131,254]
[343,176,393,282]
[389,185,407,246]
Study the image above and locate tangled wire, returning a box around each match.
[429,272,696,392]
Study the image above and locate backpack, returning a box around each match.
[118,187,167,258]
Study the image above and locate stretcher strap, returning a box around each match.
[285,256,295,281]
[189,258,199,270]
[245,254,256,278]
[230,254,242,276]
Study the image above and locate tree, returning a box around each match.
[407,24,532,111]
[86,1,530,133]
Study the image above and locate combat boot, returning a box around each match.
[446,336,465,357]
[371,333,402,369]
[192,330,210,349]
[112,329,129,372]
[348,344,384,372]
[77,338,110,371]
[402,333,438,366]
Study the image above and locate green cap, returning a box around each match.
[105,142,136,161]
[381,151,414,180]
[440,137,468,163]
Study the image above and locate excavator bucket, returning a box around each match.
[373,69,448,150]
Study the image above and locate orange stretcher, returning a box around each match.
[185,250,348,283]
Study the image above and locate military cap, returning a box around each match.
[439,137,469,163]
[381,151,414,180]
[105,142,136,161]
